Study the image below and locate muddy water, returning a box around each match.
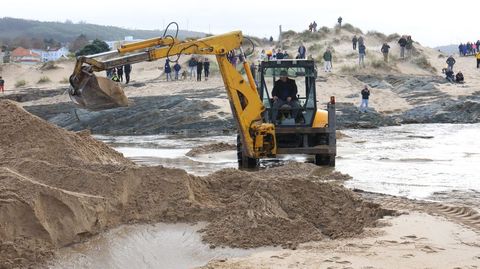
[53,124,479,268]
[50,223,273,269]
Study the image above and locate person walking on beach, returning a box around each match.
[173,62,181,80]
[116,66,124,82]
[398,36,407,58]
[298,43,307,59]
[0,76,4,93]
[196,57,204,81]
[381,42,390,62]
[323,49,333,72]
[446,55,456,71]
[188,56,198,80]
[124,64,132,84]
[360,85,370,113]
[204,58,210,80]
[164,59,172,81]
[352,35,358,50]
[358,43,366,67]
[476,51,480,68]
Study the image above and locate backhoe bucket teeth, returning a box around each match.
[69,71,129,110]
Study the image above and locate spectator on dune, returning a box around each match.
[308,23,313,32]
[204,58,210,81]
[269,36,274,43]
[459,43,464,56]
[405,36,413,57]
[283,50,289,59]
[477,40,480,53]
[398,36,407,59]
[455,71,464,83]
[164,59,172,81]
[0,76,4,93]
[124,64,132,84]
[358,43,366,67]
[312,21,318,32]
[298,43,307,59]
[196,57,204,81]
[381,42,391,62]
[338,17,343,28]
[357,36,364,46]
[173,62,181,80]
[323,49,333,72]
[352,35,358,50]
[446,55,456,71]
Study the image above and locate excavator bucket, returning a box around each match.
[69,70,129,110]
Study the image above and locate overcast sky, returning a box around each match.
[3,0,476,47]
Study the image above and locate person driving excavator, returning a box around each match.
[271,70,301,123]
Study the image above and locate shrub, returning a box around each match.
[340,65,358,73]
[15,79,27,88]
[39,61,58,70]
[367,31,387,40]
[299,30,325,42]
[342,23,363,34]
[318,26,330,34]
[37,76,51,84]
[370,59,389,69]
[413,56,437,73]
[282,30,297,39]
[308,43,323,52]
[386,33,401,42]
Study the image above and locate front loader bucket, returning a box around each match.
[69,71,129,110]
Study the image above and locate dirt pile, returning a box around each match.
[186,142,236,157]
[0,100,392,268]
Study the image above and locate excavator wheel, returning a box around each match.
[237,134,259,169]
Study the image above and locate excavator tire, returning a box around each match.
[314,154,335,167]
[237,134,259,169]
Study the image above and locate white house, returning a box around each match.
[32,47,69,62]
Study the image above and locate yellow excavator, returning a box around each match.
[69,27,336,168]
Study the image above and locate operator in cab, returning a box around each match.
[271,70,302,123]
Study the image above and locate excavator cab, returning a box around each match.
[256,59,336,166]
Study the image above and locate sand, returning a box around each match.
[186,142,236,157]
[0,100,390,268]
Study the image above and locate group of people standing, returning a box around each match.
[108,64,132,84]
[352,35,367,67]
[164,56,210,82]
[458,41,480,56]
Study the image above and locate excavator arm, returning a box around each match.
[69,31,276,160]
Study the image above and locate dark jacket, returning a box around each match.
[276,52,284,59]
[446,56,456,65]
[456,72,464,82]
[298,45,306,55]
[124,64,132,73]
[352,36,358,43]
[164,62,171,73]
[203,61,210,71]
[361,88,370,99]
[188,58,198,67]
[359,44,366,54]
[196,61,203,72]
[0,79,4,86]
[381,44,390,53]
[173,63,181,72]
[323,51,332,61]
[398,37,407,47]
[116,66,124,75]
[272,78,298,101]
[358,36,364,45]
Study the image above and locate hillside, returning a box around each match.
[0,17,206,43]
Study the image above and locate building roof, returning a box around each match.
[11,47,40,58]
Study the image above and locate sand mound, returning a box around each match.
[0,100,392,268]
[186,142,236,157]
